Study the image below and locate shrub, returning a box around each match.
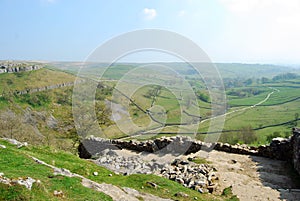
[266,131,281,143]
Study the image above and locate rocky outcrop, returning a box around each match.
[14,82,77,96]
[0,80,84,98]
[0,62,42,74]
[0,173,36,190]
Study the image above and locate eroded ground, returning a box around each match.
[201,150,300,201]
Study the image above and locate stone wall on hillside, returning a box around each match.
[79,128,300,175]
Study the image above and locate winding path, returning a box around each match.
[204,87,278,123]
[122,87,280,138]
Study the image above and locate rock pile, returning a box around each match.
[94,149,168,175]
[94,149,218,193]
[158,159,218,193]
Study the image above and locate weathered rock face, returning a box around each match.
[292,128,300,174]
[0,63,42,74]
[14,81,78,96]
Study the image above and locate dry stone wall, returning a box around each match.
[292,128,300,174]
[79,128,300,175]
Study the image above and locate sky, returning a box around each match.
[1,0,300,64]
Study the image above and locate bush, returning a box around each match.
[266,131,281,143]
[55,88,72,106]
[219,132,239,145]
[240,126,257,144]
[20,92,51,107]
[219,126,257,145]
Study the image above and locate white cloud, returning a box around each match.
[143,8,157,20]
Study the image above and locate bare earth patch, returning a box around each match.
[200,150,300,201]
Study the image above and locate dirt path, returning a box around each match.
[91,147,300,201]
[193,150,300,201]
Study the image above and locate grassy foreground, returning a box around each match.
[0,139,238,201]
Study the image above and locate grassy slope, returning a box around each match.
[0,140,112,201]
[0,139,236,201]
[0,68,76,92]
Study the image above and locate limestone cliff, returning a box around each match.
[0,62,42,74]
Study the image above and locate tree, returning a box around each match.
[95,101,113,127]
[0,110,21,139]
[240,126,257,144]
[145,85,162,99]
[243,78,253,86]
[196,90,209,102]
[266,131,281,143]
[294,113,299,127]
[219,132,239,144]
[261,77,269,84]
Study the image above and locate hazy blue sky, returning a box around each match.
[1,0,300,64]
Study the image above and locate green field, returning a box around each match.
[93,64,300,145]
[1,62,300,148]
[228,86,300,106]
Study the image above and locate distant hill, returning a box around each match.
[215,63,298,79]
[49,62,299,79]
